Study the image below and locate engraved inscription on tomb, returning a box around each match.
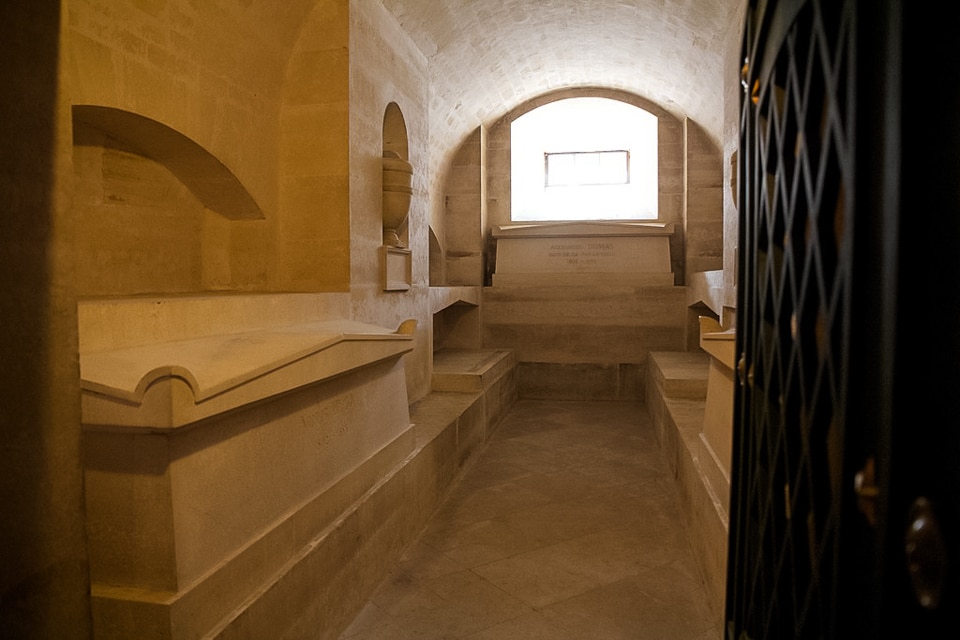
[547,241,616,266]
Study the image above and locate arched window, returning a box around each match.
[511,97,658,221]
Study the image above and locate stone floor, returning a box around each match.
[338,399,720,640]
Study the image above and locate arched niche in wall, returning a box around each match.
[381,102,413,291]
[71,105,270,296]
[72,106,264,221]
[381,102,412,248]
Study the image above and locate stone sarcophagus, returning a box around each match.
[491,221,676,287]
[79,294,416,639]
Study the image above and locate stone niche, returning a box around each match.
[381,102,412,291]
[491,221,676,287]
[78,294,416,639]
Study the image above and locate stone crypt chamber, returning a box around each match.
[4,1,958,638]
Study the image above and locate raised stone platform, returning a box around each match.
[432,348,516,393]
[427,348,518,468]
[647,350,710,399]
[646,351,727,631]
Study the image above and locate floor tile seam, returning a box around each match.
[431,487,687,542]
[492,432,654,457]
[363,609,419,640]
[493,414,644,431]
[525,561,716,621]
[432,521,628,564]
[539,589,717,639]
[498,568,665,614]
[463,523,687,575]
[494,424,645,440]
[564,460,669,480]
[400,540,472,579]
[627,560,718,602]
[408,567,538,637]
[451,608,539,640]
[434,482,686,541]
[482,489,665,527]
[339,601,395,639]
[439,478,578,511]
[428,497,565,535]
[492,470,647,498]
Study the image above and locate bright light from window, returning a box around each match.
[545,150,629,187]
[511,97,658,221]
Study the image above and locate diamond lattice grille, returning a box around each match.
[729,1,854,637]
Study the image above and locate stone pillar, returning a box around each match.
[0,0,92,636]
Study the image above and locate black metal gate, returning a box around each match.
[727,1,959,638]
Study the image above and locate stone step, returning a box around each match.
[649,351,710,399]
[432,348,516,393]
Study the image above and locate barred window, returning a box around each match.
[545,150,630,187]
[511,97,658,222]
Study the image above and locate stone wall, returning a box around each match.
[444,127,487,286]
[1,3,92,637]
[684,118,725,277]
[347,0,433,402]
[483,283,687,400]
[279,0,351,292]
[64,0,310,294]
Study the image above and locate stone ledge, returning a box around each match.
[81,319,415,429]
[431,348,516,393]
[647,351,727,631]
[648,350,710,399]
[491,272,675,287]
[410,391,483,450]
[429,285,481,313]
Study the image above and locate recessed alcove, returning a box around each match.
[73,106,264,221]
[431,286,481,351]
[71,106,271,295]
[381,102,413,290]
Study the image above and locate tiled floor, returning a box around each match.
[339,399,719,640]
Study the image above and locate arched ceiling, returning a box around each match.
[381,0,743,152]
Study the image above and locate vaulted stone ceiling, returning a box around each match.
[381,0,743,151]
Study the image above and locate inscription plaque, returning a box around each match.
[492,222,674,285]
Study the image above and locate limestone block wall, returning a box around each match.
[70,114,276,295]
[347,0,433,402]
[66,0,291,224]
[482,284,687,400]
[64,0,319,295]
[444,127,488,286]
[723,3,749,296]
[279,0,351,292]
[684,118,725,277]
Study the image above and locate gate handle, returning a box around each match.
[904,497,948,610]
